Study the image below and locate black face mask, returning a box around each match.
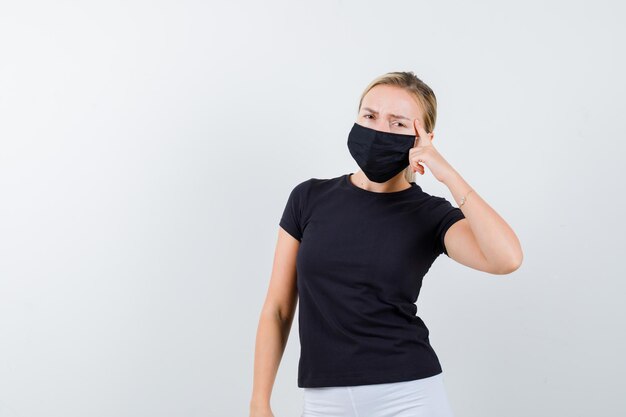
[347,122,416,183]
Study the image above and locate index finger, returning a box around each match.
[413,119,430,145]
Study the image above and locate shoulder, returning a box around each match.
[415,187,463,223]
[413,186,454,209]
[287,174,341,197]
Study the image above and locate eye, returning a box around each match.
[394,122,406,127]
[363,114,374,119]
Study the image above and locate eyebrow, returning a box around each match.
[361,107,411,121]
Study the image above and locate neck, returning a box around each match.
[350,171,412,193]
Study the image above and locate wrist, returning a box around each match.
[250,399,271,410]
[441,168,461,187]
[443,171,473,206]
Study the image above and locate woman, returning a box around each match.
[249,71,523,417]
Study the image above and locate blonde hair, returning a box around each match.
[357,71,437,183]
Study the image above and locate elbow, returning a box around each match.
[497,253,523,275]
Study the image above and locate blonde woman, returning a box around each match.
[250,71,523,417]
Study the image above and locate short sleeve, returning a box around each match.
[278,180,309,242]
[432,197,466,257]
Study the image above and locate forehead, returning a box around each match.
[361,84,422,118]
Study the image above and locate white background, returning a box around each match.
[0,1,624,416]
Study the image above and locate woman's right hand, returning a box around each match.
[249,404,275,417]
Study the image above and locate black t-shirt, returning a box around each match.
[279,173,465,388]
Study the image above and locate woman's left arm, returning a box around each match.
[443,172,523,274]
[409,118,523,275]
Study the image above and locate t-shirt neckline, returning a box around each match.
[342,173,420,196]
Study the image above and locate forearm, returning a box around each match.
[250,306,293,410]
[443,169,523,271]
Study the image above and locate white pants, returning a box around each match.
[301,372,456,417]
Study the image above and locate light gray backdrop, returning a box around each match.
[0,1,624,417]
